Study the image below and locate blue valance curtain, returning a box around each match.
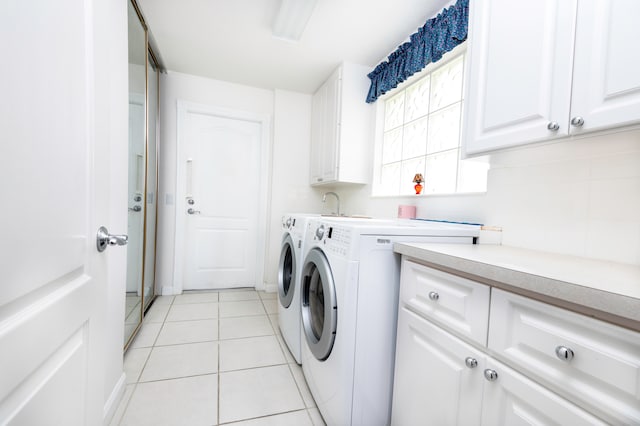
[366,0,469,103]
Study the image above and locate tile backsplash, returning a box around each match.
[485,129,640,265]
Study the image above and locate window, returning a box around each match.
[372,48,489,196]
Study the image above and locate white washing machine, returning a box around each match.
[277,213,319,364]
[299,218,480,425]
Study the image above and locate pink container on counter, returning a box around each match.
[397,205,416,219]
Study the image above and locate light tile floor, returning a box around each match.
[110,290,325,426]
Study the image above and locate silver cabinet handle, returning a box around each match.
[428,291,439,301]
[128,205,142,212]
[571,116,584,127]
[547,121,559,131]
[96,226,128,252]
[187,208,201,215]
[555,346,575,361]
[484,369,498,381]
[465,357,478,369]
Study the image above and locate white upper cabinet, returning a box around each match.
[463,0,640,156]
[570,1,640,135]
[310,63,373,185]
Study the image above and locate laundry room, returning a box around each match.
[2,0,640,425]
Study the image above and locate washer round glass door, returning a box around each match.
[301,248,337,361]
[278,234,296,308]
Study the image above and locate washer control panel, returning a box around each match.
[282,215,295,230]
[314,223,351,257]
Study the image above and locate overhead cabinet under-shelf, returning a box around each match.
[462,0,640,156]
[310,62,373,186]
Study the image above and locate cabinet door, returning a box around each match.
[569,0,640,134]
[481,358,607,425]
[321,69,340,183]
[463,0,577,156]
[392,307,484,426]
[488,289,640,424]
[310,86,325,184]
[400,259,490,345]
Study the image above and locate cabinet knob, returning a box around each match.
[428,291,439,301]
[484,369,498,381]
[555,346,575,362]
[547,121,560,131]
[570,116,584,127]
[465,357,478,369]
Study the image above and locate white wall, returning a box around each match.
[265,90,327,290]
[485,130,640,265]
[338,128,640,266]
[156,73,324,294]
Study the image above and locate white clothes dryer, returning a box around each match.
[277,213,318,364]
[299,218,480,425]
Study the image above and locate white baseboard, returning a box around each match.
[103,372,126,425]
[264,282,277,293]
[161,286,178,296]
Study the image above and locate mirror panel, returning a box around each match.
[143,51,159,313]
[125,0,147,347]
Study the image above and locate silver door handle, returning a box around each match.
[96,226,128,252]
[187,208,201,215]
[128,205,142,212]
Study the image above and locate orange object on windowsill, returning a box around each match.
[412,173,424,195]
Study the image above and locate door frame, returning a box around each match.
[173,101,272,294]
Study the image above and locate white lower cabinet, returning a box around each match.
[481,358,606,426]
[489,288,640,425]
[392,259,629,425]
[392,307,484,425]
[392,305,605,426]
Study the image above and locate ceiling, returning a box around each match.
[136,0,452,94]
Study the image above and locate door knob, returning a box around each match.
[187,208,201,215]
[484,369,498,381]
[128,205,142,212]
[547,121,559,131]
[465,357,478,368]
[555,345,575,361]
[187,198,195,205]
[570,116,584,127]
[96,226,128,252]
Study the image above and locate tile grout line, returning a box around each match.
[125,291,303,425]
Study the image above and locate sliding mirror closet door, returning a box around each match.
[143,51,159,313]
[125,0,147,347]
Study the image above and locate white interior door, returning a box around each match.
[178,105,266,290]
[0,0,114,424]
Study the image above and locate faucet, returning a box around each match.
[322,192,341,216]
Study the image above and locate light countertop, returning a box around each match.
[394,243,640,331]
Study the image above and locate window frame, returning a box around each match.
[371,43,488,197]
